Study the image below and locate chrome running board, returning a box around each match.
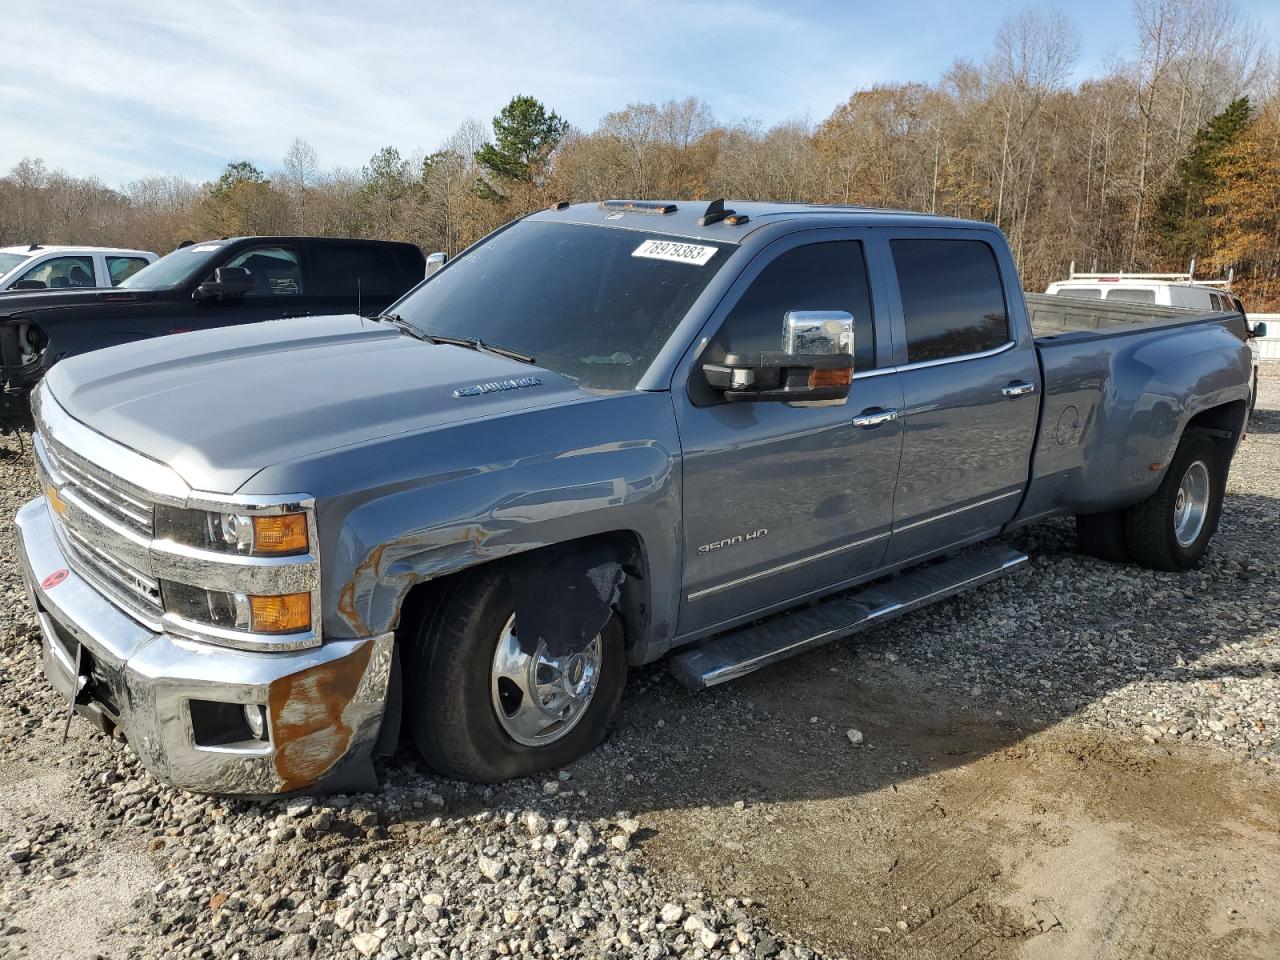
[669,544,1028,690]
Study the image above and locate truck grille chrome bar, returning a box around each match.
[41,435,154,537]
[61,525,163,625]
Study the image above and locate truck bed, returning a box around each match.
[1024,292,1223,341]
[1016,291,1252,527]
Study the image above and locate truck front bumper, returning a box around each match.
[15,498,393,796]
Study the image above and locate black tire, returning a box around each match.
[1124,432,1225,571]
[1075,510,1130,563]
[404,564,627,782]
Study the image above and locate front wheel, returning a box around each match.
[404,565,627,782]
[1124,432,1225,571]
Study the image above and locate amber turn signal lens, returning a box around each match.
[249,593,311,633]
[251,514,309,554]
[809,368,852,389]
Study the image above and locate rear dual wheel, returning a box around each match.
[1077,431,1225,571]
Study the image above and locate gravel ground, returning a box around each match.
[1,372,1278,959]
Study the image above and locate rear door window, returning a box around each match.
[308,242,397,296]
[891,239,1009,363]
[17,255,96,289]
[107,256,150,285]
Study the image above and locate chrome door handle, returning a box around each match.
[1001,381,1037,398]
[852,408,898,427]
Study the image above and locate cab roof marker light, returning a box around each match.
[697,199,736,227]
[598,200,677,215]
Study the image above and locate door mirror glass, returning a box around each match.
[194,266,254,300]
[426,251,447,276]
[784,310,854,355]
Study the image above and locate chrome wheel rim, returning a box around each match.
[490,616,602,747]
[1173,460,1210,548]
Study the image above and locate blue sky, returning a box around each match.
[1,0,1275,186]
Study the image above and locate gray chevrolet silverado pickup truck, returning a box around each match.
[15,200,1254,795]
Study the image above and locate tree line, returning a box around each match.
[2,0,1278,307]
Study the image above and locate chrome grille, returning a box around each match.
[61,525,163,624]
[35,429,162,628]
[41,436,154,537]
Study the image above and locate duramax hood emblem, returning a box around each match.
[453,376,543,398]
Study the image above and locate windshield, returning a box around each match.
[118,243,225,290]
[0,253,29,278]
[393,221,735,390]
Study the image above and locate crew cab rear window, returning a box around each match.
[720,241,875,371]
[309,242,397,296]
[1105,288,1156,304]
[891,239,1009,363]
[107,256,149,285]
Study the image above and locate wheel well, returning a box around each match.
[395,531,650,651]
[1185,399,1248,457]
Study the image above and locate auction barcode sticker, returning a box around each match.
[632,239,718,266]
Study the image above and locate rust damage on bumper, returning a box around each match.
[268,639,375,793]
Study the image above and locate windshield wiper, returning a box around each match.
[373,312,432,343]
[374,317,535,364]
[426,335,536,365]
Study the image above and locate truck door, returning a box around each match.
[881,232,1040,565]
[675,233,904,635]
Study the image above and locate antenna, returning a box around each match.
[357,277,363,324]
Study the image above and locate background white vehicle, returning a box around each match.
[1045,263,1241,312]
[0,244,158,292]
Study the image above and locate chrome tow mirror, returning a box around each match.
[784,310,854,355]
[702,309,855,404]
[426,251,447,277]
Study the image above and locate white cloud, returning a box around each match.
[0,0,906,183]
[7,0,1262,185]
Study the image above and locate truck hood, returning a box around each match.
[0,288,156,314]
[42,314,588,493]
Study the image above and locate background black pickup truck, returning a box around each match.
[0,236,425,418]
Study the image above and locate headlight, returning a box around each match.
[213,512,309,554]
[162,581,312,634]
[156,505,310,556]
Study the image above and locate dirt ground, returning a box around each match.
[622,679,1279,960]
